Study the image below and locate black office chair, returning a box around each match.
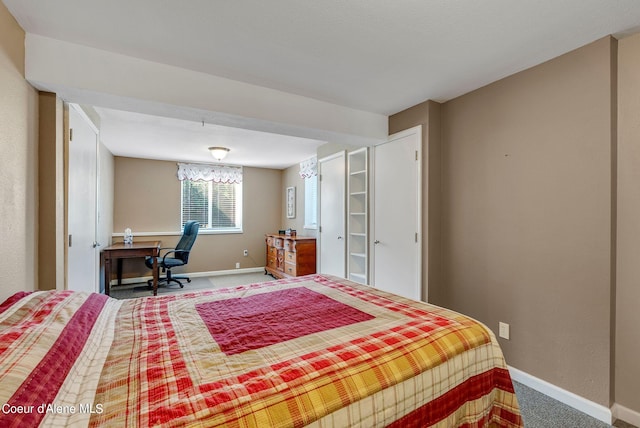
[145,221,200,288]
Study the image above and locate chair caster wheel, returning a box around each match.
[187,278,191,283]
[179,284,184,288]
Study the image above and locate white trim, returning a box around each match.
[69,103,99,133]
[109,267,266,286]
[612,403,640,427]
[318,151,348,163]
[508,366,613,424]
[112,229,242,237]
[203,267,266,277]
[112,231,181,237]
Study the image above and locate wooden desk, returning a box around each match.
[101,241,161,296]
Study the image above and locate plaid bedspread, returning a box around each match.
[0,275,522,427]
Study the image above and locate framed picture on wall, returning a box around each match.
[286,186,296,218]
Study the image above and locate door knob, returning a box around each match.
[337,236,343,240]
[374,240,380,244]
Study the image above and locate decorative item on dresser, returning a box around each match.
[265,233,316,279]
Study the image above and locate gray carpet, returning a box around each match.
[109,274,637,428]
[514,381,636,428]
[108,271,273,299]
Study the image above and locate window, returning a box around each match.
[177,163,243,232]
[181,180,242,232]
[299,156,318,230]
[304,175,318,229]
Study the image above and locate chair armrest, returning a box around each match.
[161,249,188,263]
[156,247,181,257]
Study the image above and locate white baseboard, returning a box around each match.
[508,366,613,424]
[612,403,640,427]
[192,267,266,277]
[109,267,266,286]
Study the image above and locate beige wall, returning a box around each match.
[113,157,281,276]
[281,164,312,235]
[0,3,38,301]
[439,37,616,406]
[114,157,179,233]
[616,33,640,414]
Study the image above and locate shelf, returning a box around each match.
[349,273,367,283]
[347,147,368,285]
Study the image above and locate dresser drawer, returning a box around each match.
[267,256,277,269]
[274,237,284,249]
[285,251,296,263]
[284,239,298,252]
[284,262,297,277]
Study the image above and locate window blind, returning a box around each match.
[181,180,241,230]
[304,175,318,229]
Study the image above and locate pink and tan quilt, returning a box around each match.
[0,274,522,427]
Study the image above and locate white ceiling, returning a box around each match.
[94,107,324,169]
[5,0,640,167]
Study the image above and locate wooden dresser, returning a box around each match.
[265,234,316,279]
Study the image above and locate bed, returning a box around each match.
[0,274,522,427]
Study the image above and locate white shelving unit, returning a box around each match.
[347,148,368,284]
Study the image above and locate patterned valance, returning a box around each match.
[177,163,243,184]
[299,157,317,178]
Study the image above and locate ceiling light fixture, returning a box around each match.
[209,146,230,161]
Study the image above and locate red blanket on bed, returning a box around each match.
[0,275,522,427]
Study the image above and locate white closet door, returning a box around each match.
[67,105,99,293]
[318,152,346,277]
[372,126,422,300]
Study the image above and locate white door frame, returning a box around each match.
[371,125,423,300]
[318,151,346,277]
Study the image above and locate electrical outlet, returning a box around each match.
[243,249,248,256]
[499,322,510,340]
[235,262,240,269]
